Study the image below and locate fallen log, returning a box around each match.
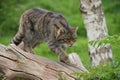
[0,44,88,80]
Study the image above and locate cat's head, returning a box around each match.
[56,26,78,47]
[51,14,78,47]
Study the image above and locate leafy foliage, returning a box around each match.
[89,35,120,48]
[58,72,67,80]
[72,61,120,80]
[84,34,120,80]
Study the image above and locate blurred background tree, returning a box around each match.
[0,0,119,37]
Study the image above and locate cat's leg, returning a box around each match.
[22,29,35,54]
[23,44,34,54]
[47,41,70,64]
[32,40,42,49]
[61,45,67,51]
[23,38,33,54]
[59,45,70,63]
[23,36,41,54]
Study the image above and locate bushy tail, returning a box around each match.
[10,31,24,45]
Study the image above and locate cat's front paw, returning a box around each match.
[60,58,70,64]
[59,55,70,64]
[60,53,81,66]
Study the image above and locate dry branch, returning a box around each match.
[0,44,88,80]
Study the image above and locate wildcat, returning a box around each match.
[10,8,78,64]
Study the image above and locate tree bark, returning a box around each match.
[0,44,88,80]
[80,0,113,66]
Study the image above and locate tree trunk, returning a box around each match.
[0,44,88,80]
[80,0,113,66]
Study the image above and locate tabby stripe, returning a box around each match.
[18,33,24,39]
[59,21,66,27]
[13,39,20,45]
[15,37,21,42]
[29,18,34,31]
[46,21,50,36]
[54,24,59,29]
[43,13,49,27]
[38,16,44,37]
[59,21,69,29]
[43,14,48,37]
[15,33,24,42]
[48,42,54,47]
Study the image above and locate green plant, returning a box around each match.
[89,35,120,48]
[72,61,120,80]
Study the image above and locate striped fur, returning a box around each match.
[10,8,78,63]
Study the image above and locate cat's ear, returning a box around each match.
[71,26,78,32]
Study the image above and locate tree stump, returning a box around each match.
[0,44,88,80]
